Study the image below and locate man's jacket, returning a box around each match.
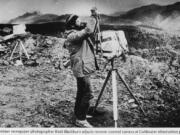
[64,27,96,78]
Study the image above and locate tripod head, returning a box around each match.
[91,7,99,17]
[91,7,101,25]
[102,56,117,71]
[102,52,127,72]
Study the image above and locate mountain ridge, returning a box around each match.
[7,2,180,32]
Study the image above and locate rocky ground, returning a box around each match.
[0,27,180,127]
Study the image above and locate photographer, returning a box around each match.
[64,14,97,128]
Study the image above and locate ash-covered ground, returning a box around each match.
[0,27,180,127]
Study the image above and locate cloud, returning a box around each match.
[154,14,180,32]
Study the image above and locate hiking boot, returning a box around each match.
[75,120,93,128]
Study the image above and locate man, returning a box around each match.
[64,14,96,128]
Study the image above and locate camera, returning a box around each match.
[79,22,87,29]
[96,30,129,60]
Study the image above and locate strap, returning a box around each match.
[115,32,125,53]
[86,37,100,70]
[92,16,100,36]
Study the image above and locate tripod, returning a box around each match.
[93,57,146,127]
[10,38,29,62]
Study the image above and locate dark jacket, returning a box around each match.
[64,26,96,77]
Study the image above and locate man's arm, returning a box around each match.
[67,28,92,42]
[63,28,92,49]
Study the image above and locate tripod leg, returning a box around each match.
[20,43,22,61]
[93,70,112,112]
[112,70,118,128]
[20,41,30,59]
[116,70,146,116]
[10,41,19,60]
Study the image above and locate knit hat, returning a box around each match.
[91,7,97,11]
[66,14,78,29]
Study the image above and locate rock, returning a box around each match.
[123,95,129,101]
[0,44,6,51]
[149,62,167,74]
[3,60,9,65]
[152,78,163,88]
[46,39,53,45]
[135,93,144,99]
[129,47,137,55]
[14,60,23,66]
[172,59,179,67]
[25,60,38,66]
[165,76,175,85]
[134,76,143,86]
[1,101,7,106]
[130,103,138,109]
[0,60,4,65]
[157,104,165,111]
[128,99,135,103]
[153,94,160,101]
[143,118,149,122]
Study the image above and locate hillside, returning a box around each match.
[117,2,180,31]
[119,2,180,20]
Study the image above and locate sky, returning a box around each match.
[0,0,179,22]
